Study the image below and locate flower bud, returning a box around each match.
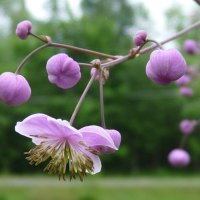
[46,53,81,89]
[168,148,190,168]
[133,30,147,46]
[146,48,187,85]
[175,75,191,86]
[16,20,32,40]
[0,72,31,105]
[179,119,197,135]
[90,68,109,84]
[180,86,193,97]
[183,39,199,55]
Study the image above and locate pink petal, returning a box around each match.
[79,125,117,152]
[15,113,81,144]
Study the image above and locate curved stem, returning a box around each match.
[49,42,117,60]
[146,39,164,50]
[99,70,106,128]
[15,43,50,74]
[69,71,97,125]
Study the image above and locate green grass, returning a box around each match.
[0,176,200,200]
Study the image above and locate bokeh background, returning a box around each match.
[0,0,200,199]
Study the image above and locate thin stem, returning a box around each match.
[69,72,97,125]
[15,43,50,74]
[30,32,48,43]
[146,39,164,50]
[179,135,188,149]
[50,42,117,60]
[99,70,106,128]
[79,63,92,67]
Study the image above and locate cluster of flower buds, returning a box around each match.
[1,18,200,180]
[168,119,198,168]
[0,20,123,181]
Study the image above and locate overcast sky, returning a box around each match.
[25,0,198,45]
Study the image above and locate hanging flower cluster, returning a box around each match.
[168,37,200,168]
[1,19,200,180]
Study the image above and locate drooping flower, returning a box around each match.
[175,75,191,86]
[183,39,199,55]
[15,114,118,180]
[133,30,147,46]
[16,20,32,40]
[179,119,197,135]
[46,53,81,89]
[179,86,193,97]
[80,127,121,155]
[168,148,190,167]
[146,48,187,85]
[0,72,31,106]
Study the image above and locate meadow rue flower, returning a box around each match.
[80,127,121,155]
[183,39,199,55]
[146,48,187,85]
[16,20,32,40]
[133,30,147,46]
[15,114,118,180]
[168,148,190,167]
[180,86,193,97]
[179,119,197,135]
[175,75,191,86]
[46,53,81,89]
[0,72,31,105]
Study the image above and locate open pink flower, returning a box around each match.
[15,114,118,180]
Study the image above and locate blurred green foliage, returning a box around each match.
[0,0,200,174]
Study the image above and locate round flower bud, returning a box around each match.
[180,86,193,97]
[146,48,187,85]
[168,148,190,168]
[179,119,197,135]
[183,39,199,55]
[46,53,81,89]
[0,72,31,105]
[133,30,147,46]
[175,75,191,86]
[16,20,32,40]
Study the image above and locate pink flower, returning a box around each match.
[0,72,31,105]
[183,39,199,55]
[16,20,32,40]
[46,53,81,89]
[175,75,191,86]
[80,127,121,155]
[15,114,118,180]
[179,86,193,97]
[146,48,187,85]
[179,119,197,135]
[168,149,190,168]
[133,30,147,46]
